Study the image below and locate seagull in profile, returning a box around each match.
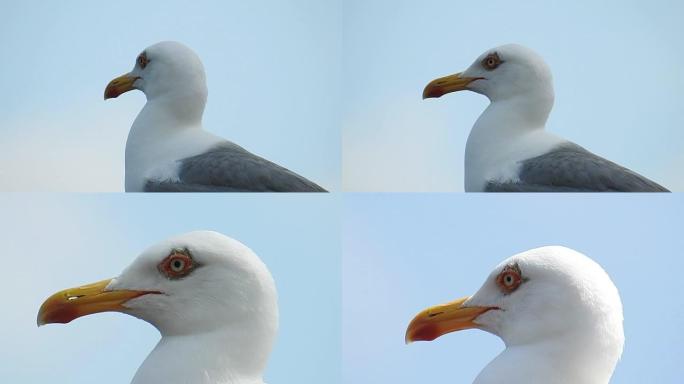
[423,44,669,192]
[38,231,278,384]
[105,41,326,192]
[406,246,624,384]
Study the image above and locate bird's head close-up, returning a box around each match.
[423,44,554,102]
[104,41,208,102]
[37,230,278,337]
[406,246,624,381]
[406,246,624,344]
[37,230,279,383]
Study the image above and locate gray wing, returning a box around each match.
[486,143,669,192]
[145,143,327,192]
[145,182,256,192]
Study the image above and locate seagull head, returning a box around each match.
[423,44,554,103]
[406,246,624,380]
[38,229,278,338]
[104,41,208,102]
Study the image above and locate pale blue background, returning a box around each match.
[0,0,340,191]
[344,194,684,383]
[343,0,684,191]
[0,194,341,384]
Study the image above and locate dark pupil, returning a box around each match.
[505,275,513,284]
[173,260,183,269]
[488,59,495,66]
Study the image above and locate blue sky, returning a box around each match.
[2,1,682,192]
[1,1,683,383]
[344,194,684,383]
[0,1,340,191]
[0,194,340,384]
[343,0,684,191]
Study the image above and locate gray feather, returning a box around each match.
[145,182,256,192]
[486,143,669,192]
[144,142,327,192]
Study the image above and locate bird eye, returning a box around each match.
[482,52,502,71]
[159,249,194,279]
[496,264,522,294]
[137,52,149,69]
[171,258,185,272]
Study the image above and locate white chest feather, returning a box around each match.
[465,129,564,192]
[463,100,563,192]
[124,111,223,192]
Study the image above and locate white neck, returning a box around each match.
[124,93,222,191]
[474,93,553,137]
[149,89,207,124]
[131,322,275,384]
[475,329,621,384]
[464,93,562,191]
[129,93,206,140]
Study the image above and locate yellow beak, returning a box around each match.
[104,73,140,100]
[405,296,496,343]
[422,73,483,99]
[37,278,160,326]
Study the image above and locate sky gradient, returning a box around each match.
[1,1,683,384]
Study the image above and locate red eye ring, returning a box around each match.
[482,52,502,71]
[496,264,523,294]
[159,250,194,279]
[137,52,149,69]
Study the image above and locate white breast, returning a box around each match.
[124,113,224,192]
[465,129,565,192]
[463,96,565,192]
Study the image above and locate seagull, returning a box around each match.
[105,41,326,192]
[38,230,278,384]
[423,44,669,192]
[406,246,624,384]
